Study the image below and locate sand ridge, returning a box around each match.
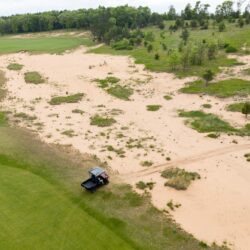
[1,47,250,249]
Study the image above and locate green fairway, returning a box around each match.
[0,36,94,54]
[0,165,131,250]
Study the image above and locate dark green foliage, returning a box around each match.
[146,105,162,111]
[202,70,214,86]
[242,102,250,118]
[225,46,238,53]
[154,53,160,60]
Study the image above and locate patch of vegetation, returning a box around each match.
[7,63,23,71]
[90,115,116,127]
[24,71,45,84]
[162,167,200,191]
[140,161,153,167]
[0,70,7,101]
[164,95,173,100]
[146,105,162,111]
[243,68,250,75]
[0,112,7,126]
[179,110,236,133]
[106,145,125,157]
[107,85,133,100]
[202,103,212,109]
[49,93,84,105]
[72,109,85,115]
[227,102,245,112]
[244,153,250,162]
[136,181,155,190]
[61,130,76,137]
[94,77,133,100]
[207,133,220,139]
[166,200,181,211]
[14,112,37,121]
[181,79,250,98]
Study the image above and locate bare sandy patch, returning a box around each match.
[1,48,250,250]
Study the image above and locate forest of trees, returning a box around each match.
[0,1,249,44]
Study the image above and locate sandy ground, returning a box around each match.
[0,47,250,250]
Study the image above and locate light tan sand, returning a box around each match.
[1,47,250,249]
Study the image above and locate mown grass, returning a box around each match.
[49,93,84,105]
[226,102,245,112]
[24,71,45,84]
[7,63,23,71]
[161,167,200,190]
[90,115,116,127]
[181,79,250,98]
[0,120,227,250]
[0,36,95,54]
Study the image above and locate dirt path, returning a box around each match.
[125,143,250,178]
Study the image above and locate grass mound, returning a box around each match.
[90,115,116,127]
[49,93,84,105]
[7,63,23,71]
[146,105,162,111]
[161,167,200,190]
[25,71,45,84]
[180,79,250,98]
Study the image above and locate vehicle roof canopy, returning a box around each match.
[89,167,105,177]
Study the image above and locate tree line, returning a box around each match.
[0,1,249,44]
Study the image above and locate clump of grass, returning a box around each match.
[14,112,37,121]
[94,76,120,88]
[0,112,7,126]
[181,79,250,98]
[7,63,23,71]
[61,130,76,137]
[107,85,133,100]
[24,71,45,84]
[243,68,250,75]
[90,115,116,127]
[202,103,212,109]
[49,93,84,105]
[72,109,84,115]
[136,181,155,190]
[163,95,172,101]
[140,161,153,167]
[161,167,200,190]
[207,133,220,139]
[244,153,250,162]
[179,110,236,133]
[166,200,181,211]
[147,105,162,111]
[106,145,125,157]
[226,102,245,112]
[0,70,7,101]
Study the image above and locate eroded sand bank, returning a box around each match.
[1,47,250,249]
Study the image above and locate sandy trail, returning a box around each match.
[0,47,250,250]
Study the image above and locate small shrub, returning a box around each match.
[72,109,84,115]
[7,63,23,71]
[140,161,153,167]
[154,53,160,60]
[24,71,45,84]
[61,130,76,137]
[167,200,175,211]
[225,46,238,53]
[164,95,172,101]
[90,115,116,127]
[207,133,220,139]
[147,105,162,111]
[202,104,212,109]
